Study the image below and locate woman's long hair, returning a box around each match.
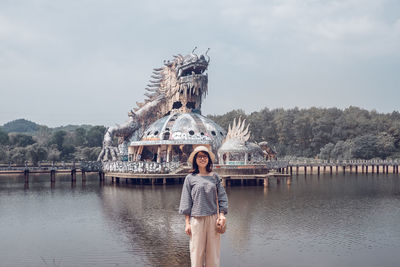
[191,152,213,174]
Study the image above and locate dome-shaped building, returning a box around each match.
[128,112,226,164]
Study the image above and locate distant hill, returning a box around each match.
[1,119,40,133]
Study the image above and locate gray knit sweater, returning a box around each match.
[179,173,228,217]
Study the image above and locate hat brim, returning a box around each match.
[188,145,215,166]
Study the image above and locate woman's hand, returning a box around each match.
[218,213,226,227]
[185,215,191,236]
[185,222,192,236]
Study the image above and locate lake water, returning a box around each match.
[1,173,400,267]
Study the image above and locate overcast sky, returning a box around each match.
[1,0,399,127]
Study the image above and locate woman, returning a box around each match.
[179,146,228,267]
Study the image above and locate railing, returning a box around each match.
[287,159,400,166]
[101,161,181,174]
[0,161,82,171]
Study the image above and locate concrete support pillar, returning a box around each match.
[157,146,161,163]
[166,145,172,163]
[264,178,269,187]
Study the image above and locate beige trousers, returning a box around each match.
[190,214,220,267]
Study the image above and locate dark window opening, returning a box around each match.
[154,131,159,135]
[211,131,216,136]
[220,132,224,136]
[163,132,170,140]
[186,102,196,109]
[189,130,194,135]
[172,101,182,109]
[200,132,204,136]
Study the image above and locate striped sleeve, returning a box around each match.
[178,175,193,215]
[215,173,228,214]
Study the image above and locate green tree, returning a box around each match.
[86,126,106,147]
[10,147,27,165]
[49,131,67,150]
[74,127,87,146]
[318,143,335,160]
[9,134,35,147]
[26,144,48,165]
[0,130,9,145]
[47,146,61,161]
[0,145,9,162]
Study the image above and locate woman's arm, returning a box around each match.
[185,215,191,236]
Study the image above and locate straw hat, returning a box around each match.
[188,145,215,165]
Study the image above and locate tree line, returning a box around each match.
[2,106,400,164]
[0,121,106,165]
[208,106,400,160]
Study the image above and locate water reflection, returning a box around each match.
[100,184,190,266]
[1,173,400,266]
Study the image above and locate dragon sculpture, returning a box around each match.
[98,47,211,161]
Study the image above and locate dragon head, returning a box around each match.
[133,48,210,120]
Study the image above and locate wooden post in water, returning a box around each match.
[336,165,339,174]
[377,165,379,174]
[317,166,320,175]
[99,171,104,182]
[330,166,333,175]
[372,165,375,173]
[304,166,307,175]
[323,166,326,173]
[386,165,389,173]
[362,165,364,174]
[71,169,76,182]
[50,169,56,183]
[296,166,299,175]
[365,165,368,173]
[349,165,352,174]
[290,166,293,175]
[342,166,346,174]
[82,171,86,182]
[355,165,358,174]
[24,169,29,184]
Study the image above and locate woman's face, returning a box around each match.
[195,152,209,168]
